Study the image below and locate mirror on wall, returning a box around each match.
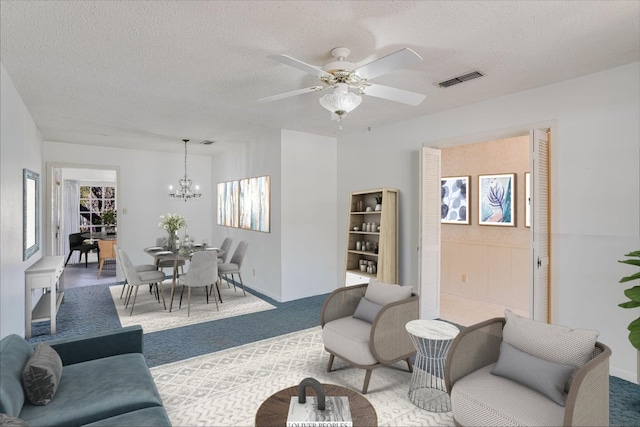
[23,168,40,260]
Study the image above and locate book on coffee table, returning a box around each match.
[286,396,352,427]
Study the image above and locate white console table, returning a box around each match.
[25,256,65,338]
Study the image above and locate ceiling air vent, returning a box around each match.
[200,140,216,145]
[438,71,484,88]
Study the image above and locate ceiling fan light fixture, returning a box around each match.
[319,84,362,116]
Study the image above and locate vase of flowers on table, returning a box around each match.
[158,213,187,252]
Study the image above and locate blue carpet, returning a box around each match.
[27,284,640,425]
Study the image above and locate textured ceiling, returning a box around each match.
[1,1,639,154]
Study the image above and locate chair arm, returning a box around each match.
[370,295,419,364]
[564,342,612,426]
[42,325,144,366]
[445,317,505,394]
[320,284,367,327]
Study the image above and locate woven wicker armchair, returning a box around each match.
[320,282,419,394]
[444,317,612,427]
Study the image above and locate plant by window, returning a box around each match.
[101,209,117,225]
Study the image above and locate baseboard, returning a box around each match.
[611,366,638,384]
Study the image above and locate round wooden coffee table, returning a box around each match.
[255,383,377,427]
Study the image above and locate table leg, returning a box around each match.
[168,259,179,312]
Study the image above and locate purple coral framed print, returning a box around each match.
[478,173,515,226]
[441,176,469,224]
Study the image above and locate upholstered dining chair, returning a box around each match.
[217,237,233,263]
[444,310,611,427]
[117,248,167,315]
[114,245,158,300]
[217,241,248,296]
[321,280,419,394]
[178,250,219,316]
[65,232,98,268]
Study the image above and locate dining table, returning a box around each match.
[144,245,224,312]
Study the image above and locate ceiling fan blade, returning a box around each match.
[363,83,426,106]
[268,54,333,79]
[258,86,324,103]
[354,48,423,80]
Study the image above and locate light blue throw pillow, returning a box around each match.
[491,341,575,406]
[352,297,383,323]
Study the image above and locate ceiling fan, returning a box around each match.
[258,47,426,128]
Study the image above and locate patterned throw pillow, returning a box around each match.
[21,344,63,406]
[0,413,30,426]
[491,341,575,406]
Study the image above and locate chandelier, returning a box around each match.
[169,139,202,201]
[319,83,362,129]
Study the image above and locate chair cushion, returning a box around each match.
[322,317,377,366]
[22,343,63,405]
[365,280,413,306]
[503,309,598,390]
[352,297,383,323]
[218,263,239,274]
[0,334,34,416]
[491,342,574,406]
[19,353,164,427]
[81,407,171,427]
[451,364,565,427]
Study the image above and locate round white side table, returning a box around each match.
[405,319,459,412]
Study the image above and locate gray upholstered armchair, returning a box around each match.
[321,281,419,394]
[444,314,612,427]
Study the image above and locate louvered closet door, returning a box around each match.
[419,146,441,319]
[530,129,550,322]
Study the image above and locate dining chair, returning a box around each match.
[178,250,219,316]
[97,239,116,278]
[118,247,167,315]
[115,245,159,300]
[217,241,248,296]
[217,237,233,263]
[65,232,98,268]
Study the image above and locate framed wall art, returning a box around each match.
[441,176,470,224]
[478,173,515,226]
[217,175,270,232]
[23,168,40,260]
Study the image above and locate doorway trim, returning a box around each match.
[419,120,556,321]
[45,162,120,257]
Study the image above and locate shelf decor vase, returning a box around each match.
[375,204,382,211]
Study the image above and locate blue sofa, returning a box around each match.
[0,326,171,427]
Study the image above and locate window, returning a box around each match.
[79,185,116,233]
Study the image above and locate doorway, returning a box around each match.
[46,163,119,286]
[419,127,551,325]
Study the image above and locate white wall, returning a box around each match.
[281,130,338,301]
[43,142,213,269]
[0,63,45,338]
[337,62,640,382]
[209,131,284,300]
[209,129,339,302]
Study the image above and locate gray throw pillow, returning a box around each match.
[352,297,383,323]
[21,343,63,406]
[502,309,598,391]
[491,341,575,406]
[365,279,413,306]
[0,413,30,426]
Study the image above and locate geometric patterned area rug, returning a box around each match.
[150,327,454,426]
[109,281,276,333]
